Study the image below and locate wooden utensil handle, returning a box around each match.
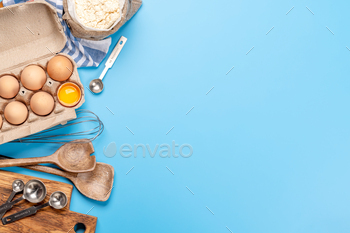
[0,155,74,179]
[0,157,52,168]
[23,165,75,179]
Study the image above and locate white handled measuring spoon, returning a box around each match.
[89,36,127,94]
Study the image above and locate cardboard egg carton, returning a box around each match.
[0,1,85,144]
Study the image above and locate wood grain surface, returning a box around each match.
[0,170,97,233]
[24,163,115,202]
[0,140,96,173]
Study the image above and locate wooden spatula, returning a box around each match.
[0,154,114,201]
[0,139,96,173]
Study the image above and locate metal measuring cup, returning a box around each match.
[2,191,67,225]
[0,179,46,219]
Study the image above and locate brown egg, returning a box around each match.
[30,92,55,116]
[4,101,28,125]
[21,65,47,91]
[0,75,20,99]
[47,56,73,82]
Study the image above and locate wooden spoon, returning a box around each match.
[0,139,96,173]
[0,155,114,202]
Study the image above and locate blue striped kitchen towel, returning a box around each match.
[3,0,112,67]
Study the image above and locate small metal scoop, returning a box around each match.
[89,36,127,94]
[0,179,46,218]
[2,191,67,225]
[0,179,25,219]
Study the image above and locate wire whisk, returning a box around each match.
[11,109,104,144]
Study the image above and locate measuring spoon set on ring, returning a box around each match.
[0,179,67,225]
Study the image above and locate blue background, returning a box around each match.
[1,0,350,232]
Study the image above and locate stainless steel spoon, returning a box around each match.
[89,36,127,94]
[0,179,25,219]
[0,179,46,218]
[2,191,67,225]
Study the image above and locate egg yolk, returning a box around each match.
[58,83,81,107]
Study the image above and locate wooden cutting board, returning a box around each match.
[0,170,97,233]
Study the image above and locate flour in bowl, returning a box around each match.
[75,0,121,29]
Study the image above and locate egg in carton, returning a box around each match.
[0,1,85,144]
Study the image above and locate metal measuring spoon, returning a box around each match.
[89,36,127,94]
[0,179,46,218]
[0,179,25,219]
[2,191,67,225]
